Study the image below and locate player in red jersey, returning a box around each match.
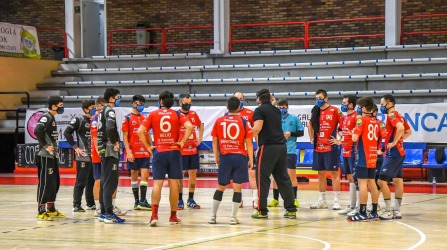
[378,94,412,220]
[123,95,152,211]
[308,89,343,210]
[347,96,386,222]
[137,91,193,226]
[177,94,204,210]
[330,94,359,215]
[234,92,258,208]
[208,97,254,225]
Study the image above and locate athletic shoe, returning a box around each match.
[392,210,402,219]
[177,200,185,210]
[72,205,85,212]
[310,200,328,209]
[283,211,297,219]
[251,211,268,219]
[347,207,359,216]
[47,210,66,218]
[208,216,216,224]
[379,210,394,220]
[169,216,181,225]
[229,217,239,225]
[85,204,96,210]
[338,205,355,215]
[332,200,341,210]
[347,212,369,222]
[37,212,53,221]
[94,209,100,217]
[150,215,158,227]
[253,199,259,209]
[137,200,152,211]
[294,199,300,208]
[267,199,279,207]
[239,200,244,208]
[134,200,140,210]
[104,214,125,224]
[187,199,201,209]
[98,213,106,222]
[368,212,380,221]
[113,206,126,216]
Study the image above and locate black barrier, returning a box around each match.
[16,144,73,168]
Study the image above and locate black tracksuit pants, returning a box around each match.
[36,155,60,204]
[73,161,95,207]
[99,156,119,215]
[256,144,297,215]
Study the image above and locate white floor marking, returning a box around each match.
[257,232,331,250]
[393,221,426,250]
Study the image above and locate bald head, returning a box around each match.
[233,92,244,101]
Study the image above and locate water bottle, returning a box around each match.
[432,177,437,192]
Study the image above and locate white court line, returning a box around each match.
[393,221,426,250]
[145,227,264,250]
[256,232,331,250]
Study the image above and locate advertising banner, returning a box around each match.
[0,22,41,59]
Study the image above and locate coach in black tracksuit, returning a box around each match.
[251,89,297,218]
[34,96,64,220]
[64,99,96,212]
[98,88,121,216]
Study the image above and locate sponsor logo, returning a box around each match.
[40,117,47,123]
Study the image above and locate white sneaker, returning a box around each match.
[113,206,126,216]
[332,200,341,210]
[310,200,328,209]
[252,199,259,209]
[208,216,216,224]
[347,207,359,216]
[229,217,239,225]
[94,209,100,217]
[379,209,393,220]
[338,205,355,215]
[392,210,402,219]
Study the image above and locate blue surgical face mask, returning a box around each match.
[114,98,121,107]
[136,105,145,113]
[380,104,388,114]
[340,104,349,112]
[89,108,96,115]
[316,99,325,107]
[181,103,191,111]
[56,106,64,114]
[356,107,363,115]
[280,108,288,116]
[239,100,244,108]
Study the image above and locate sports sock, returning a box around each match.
[334,191,340,201]
[293,186,297,199]
[349,183,357,208]
[212,190,223,217]
[319,192,326,201]
[384,198,391,211]
[359,204,367,215]
[47,202,56,212]
[140,181,148,202]
[232,192,242,218]
[131,181,139,201]
[372,203,378,214]
[273,189,279,200]
[112,199,116,207]
[170,211,177,218]
[252,189,257,200]
[188,192,194,200]
[394,197,402,211]
[179,192,183,201]
[38,204,46,214]
[356,191,360,207]
[152,204,159,217]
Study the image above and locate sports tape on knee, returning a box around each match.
[140,181,148,187]
[131,181,138,189]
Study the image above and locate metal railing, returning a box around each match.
[401,13,447,44]
[36,27,68,58]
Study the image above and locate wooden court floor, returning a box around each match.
[0,183,445,250]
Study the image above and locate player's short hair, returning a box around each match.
[159,91,174,108]
[372,104,378,114]
[256,89,270,102]
[104,88,120,102]
[47,96,63,109]
[382,94,396,104]
[227,97,240,112]
[343,94,357,106]
[95,96,106,105]
[179,93,191,100]
[357,96,374,112]
[316,89,327,98]
[132,95,145,103]
[81,99,95,110]
[277,98,288,107]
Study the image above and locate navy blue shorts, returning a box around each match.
[312,146,340,171]
[380,152,404,178]
[218,154,249,185]
[287,154,297,169]
[93,162,102,180]
[152,150,183,180]
[375,155,384,176]
[355,165,376,179]
[127,157,150,171]
[181,153,200,171]
[342,154,355,175]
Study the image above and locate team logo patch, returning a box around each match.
[70,118,77,124]
[132,121,137,125]
[380,123,386,129]
[85,123,90,128]
[356,115,362,119]
[91,121,98,128]
[389,113,395,118]
[356,119,362,126]
[39,117,47,123]
[338,109,343,115]
[109,111,116,118]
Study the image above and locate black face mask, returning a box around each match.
[56,106,64,114]
[181,103,191,111]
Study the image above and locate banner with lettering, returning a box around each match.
[0,22,41,59]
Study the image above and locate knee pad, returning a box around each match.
[131,181,138,189]
[213,190,224,201]
[379,175,392,183]
[233,192,242,203]
[140,181,148,187]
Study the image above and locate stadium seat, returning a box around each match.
[296,149,313,167]
[403,149,423,168]
[423,149,447,169]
